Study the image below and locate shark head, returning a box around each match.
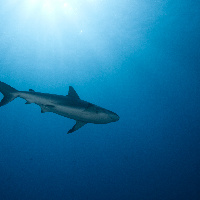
[96,107,120,124]
[83,103,119,124]
[107,110,120,122]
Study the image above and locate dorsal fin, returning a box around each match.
[29,89,35,92]
[68,86,80,99]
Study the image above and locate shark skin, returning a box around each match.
[0,81,119,133]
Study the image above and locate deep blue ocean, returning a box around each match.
[0,1,200,199]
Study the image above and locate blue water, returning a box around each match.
[0,1,200,199]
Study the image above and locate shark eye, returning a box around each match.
[95,109,99,114]
[87,103,93,108]
[85,103,100,114]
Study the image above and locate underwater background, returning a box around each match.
[0,0,200,199]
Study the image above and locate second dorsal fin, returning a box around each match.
[68,86,80,99]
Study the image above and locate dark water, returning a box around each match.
[0,1,200,199]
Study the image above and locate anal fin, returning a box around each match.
[67,121,86,134]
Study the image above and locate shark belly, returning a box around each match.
[52,105,107,124]
[19,92,51,104]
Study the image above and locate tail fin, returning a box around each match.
[0,81,18,107]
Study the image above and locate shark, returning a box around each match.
[0,81,119,133]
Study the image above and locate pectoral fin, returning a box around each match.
[67,121,86,134]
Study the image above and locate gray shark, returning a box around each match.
[0,81,119,133]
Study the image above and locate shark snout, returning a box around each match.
[109,112,120,122]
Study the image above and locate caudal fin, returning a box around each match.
[0,81,18,107]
